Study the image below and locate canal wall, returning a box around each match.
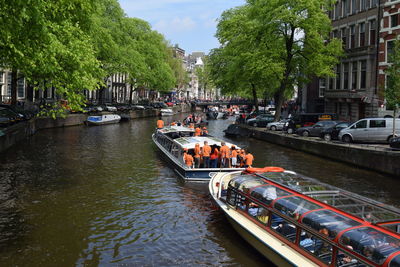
[0,104,191,154]
[238,125,400,177]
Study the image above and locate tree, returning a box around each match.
[195,56,215,100]
[0,0,103,114]
[211,0,343,119]
[384,39,400,137]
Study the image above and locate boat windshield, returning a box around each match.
[229,175,267,192]
[302,209,361,239]
[390,254,400,267]
[274,196,322,219]
[250,185,291,206]
[340,227,400,264]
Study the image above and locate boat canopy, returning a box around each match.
[228,172,400,265]
[174,136,240,150]
[158,126,194,134]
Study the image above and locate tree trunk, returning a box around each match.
[11,69,18,105]
[251,83,258,111]
[274,89,285,121]
[393,106,397,138]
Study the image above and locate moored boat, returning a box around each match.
[86,114,121,125]
[152,125,244,181]
[160,108,174,116]
[209,168,400,266]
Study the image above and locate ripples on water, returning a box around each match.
[0,114,398,266]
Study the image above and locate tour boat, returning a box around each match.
[86,114,121,125]
[152,125,244,181]
[160,108,174,116]
[209,168,400,267]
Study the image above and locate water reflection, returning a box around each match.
[0,114,398,266]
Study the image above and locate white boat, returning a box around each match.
[209,168,400,266]
[86,114,121,125]
[160,108,174,116]
[152,125,244,181]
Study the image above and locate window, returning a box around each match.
[319,79,326,97]
[391,14,398,28]
[354,120,367,128]
[351,0,357,14]
[352,62,358,90]
[336,64,341,90]
[369,20,376,45]
[350,25,355,48]
[342,0,348,16]
[341,28,347,49]
[7,72,11,96]
[370,120,386,128]
[360,60,367,89]
[360,0,367,11]
[359,23,365,47]
[335,2,340,19]
[247,201,269,225]
[336,250,365,267]
[0,72,3,83]
[387,40,395,63]
[343,63,349,90]
[17,77,24,98]
[300,230,333,265]
[271,214,297,242]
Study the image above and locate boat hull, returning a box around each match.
[86,115,121,126]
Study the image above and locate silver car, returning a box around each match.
[267,119,288,131]
[338,118,400,143]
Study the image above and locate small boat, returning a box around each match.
[86,114,121,125]
[160,108,174,116]
[209,168,400,266]
[152,125,244,181]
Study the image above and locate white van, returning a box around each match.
[338,118,400,143]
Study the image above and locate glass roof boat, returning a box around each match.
[152,125,244,181]
[209,168,400,267]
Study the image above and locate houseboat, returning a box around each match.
[86,114,121,126]
[152,125,244,181]
[209,168,400,266]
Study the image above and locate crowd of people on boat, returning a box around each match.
[182,141,254,169]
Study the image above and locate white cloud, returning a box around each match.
[154,17,196,33]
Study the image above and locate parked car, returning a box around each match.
[267,119,288,131]
[319,122,352,141]
[0,107,20,127]
[296,120,339,137]
[389,136,400,149]
[338,118,400,143]
[246,110,272,120]
[246,114,275,127]
[284,113,338,134]
[0,104,34,120]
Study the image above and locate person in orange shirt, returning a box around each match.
[244,150,254,168]
[194,143,201,168]
[189,123,194,129]
[202,141,211,168]
[185,153,194,168]
[210,146,219,168]
[230,146,238,167]
[219,142,230,168]
[194,127,202,136]
[170,121,177,126]
[238,149,245,167]
[157,118,164,129]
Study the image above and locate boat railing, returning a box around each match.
[303,190,340,196]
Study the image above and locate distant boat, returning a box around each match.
[86,114,121,126]
[160,108,174,116]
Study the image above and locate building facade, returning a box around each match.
[322,0,381,121]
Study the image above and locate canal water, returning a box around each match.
[0,114,399,266]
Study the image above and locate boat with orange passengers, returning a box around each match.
[209,167,400,267]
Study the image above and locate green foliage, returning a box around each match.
[210,0,343,119]
[384,39,400,110]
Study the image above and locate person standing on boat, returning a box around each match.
[210,146,219,168]
[194,127,201,136]
[220,142,230,168]
[183,148,194,168]
[201,127,208,136]
[202,141,211,168]
[157,118,164,129]
[194,143,201,168]
[230,146,238,167]
[244,150,254,168]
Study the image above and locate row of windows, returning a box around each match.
[333,20,376,50]
[320,60,368,93]
[330,0,378,21]
[112,73,126,83]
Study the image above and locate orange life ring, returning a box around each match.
[245,166,285,173]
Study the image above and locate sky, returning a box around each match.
[119,0,245,55]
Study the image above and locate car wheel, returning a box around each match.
[302,131,309,137]
[287,128,294,134]
[253,122,258,127]
[342,135,352,143]
[323,134,332,142]
[271,125,277,131]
